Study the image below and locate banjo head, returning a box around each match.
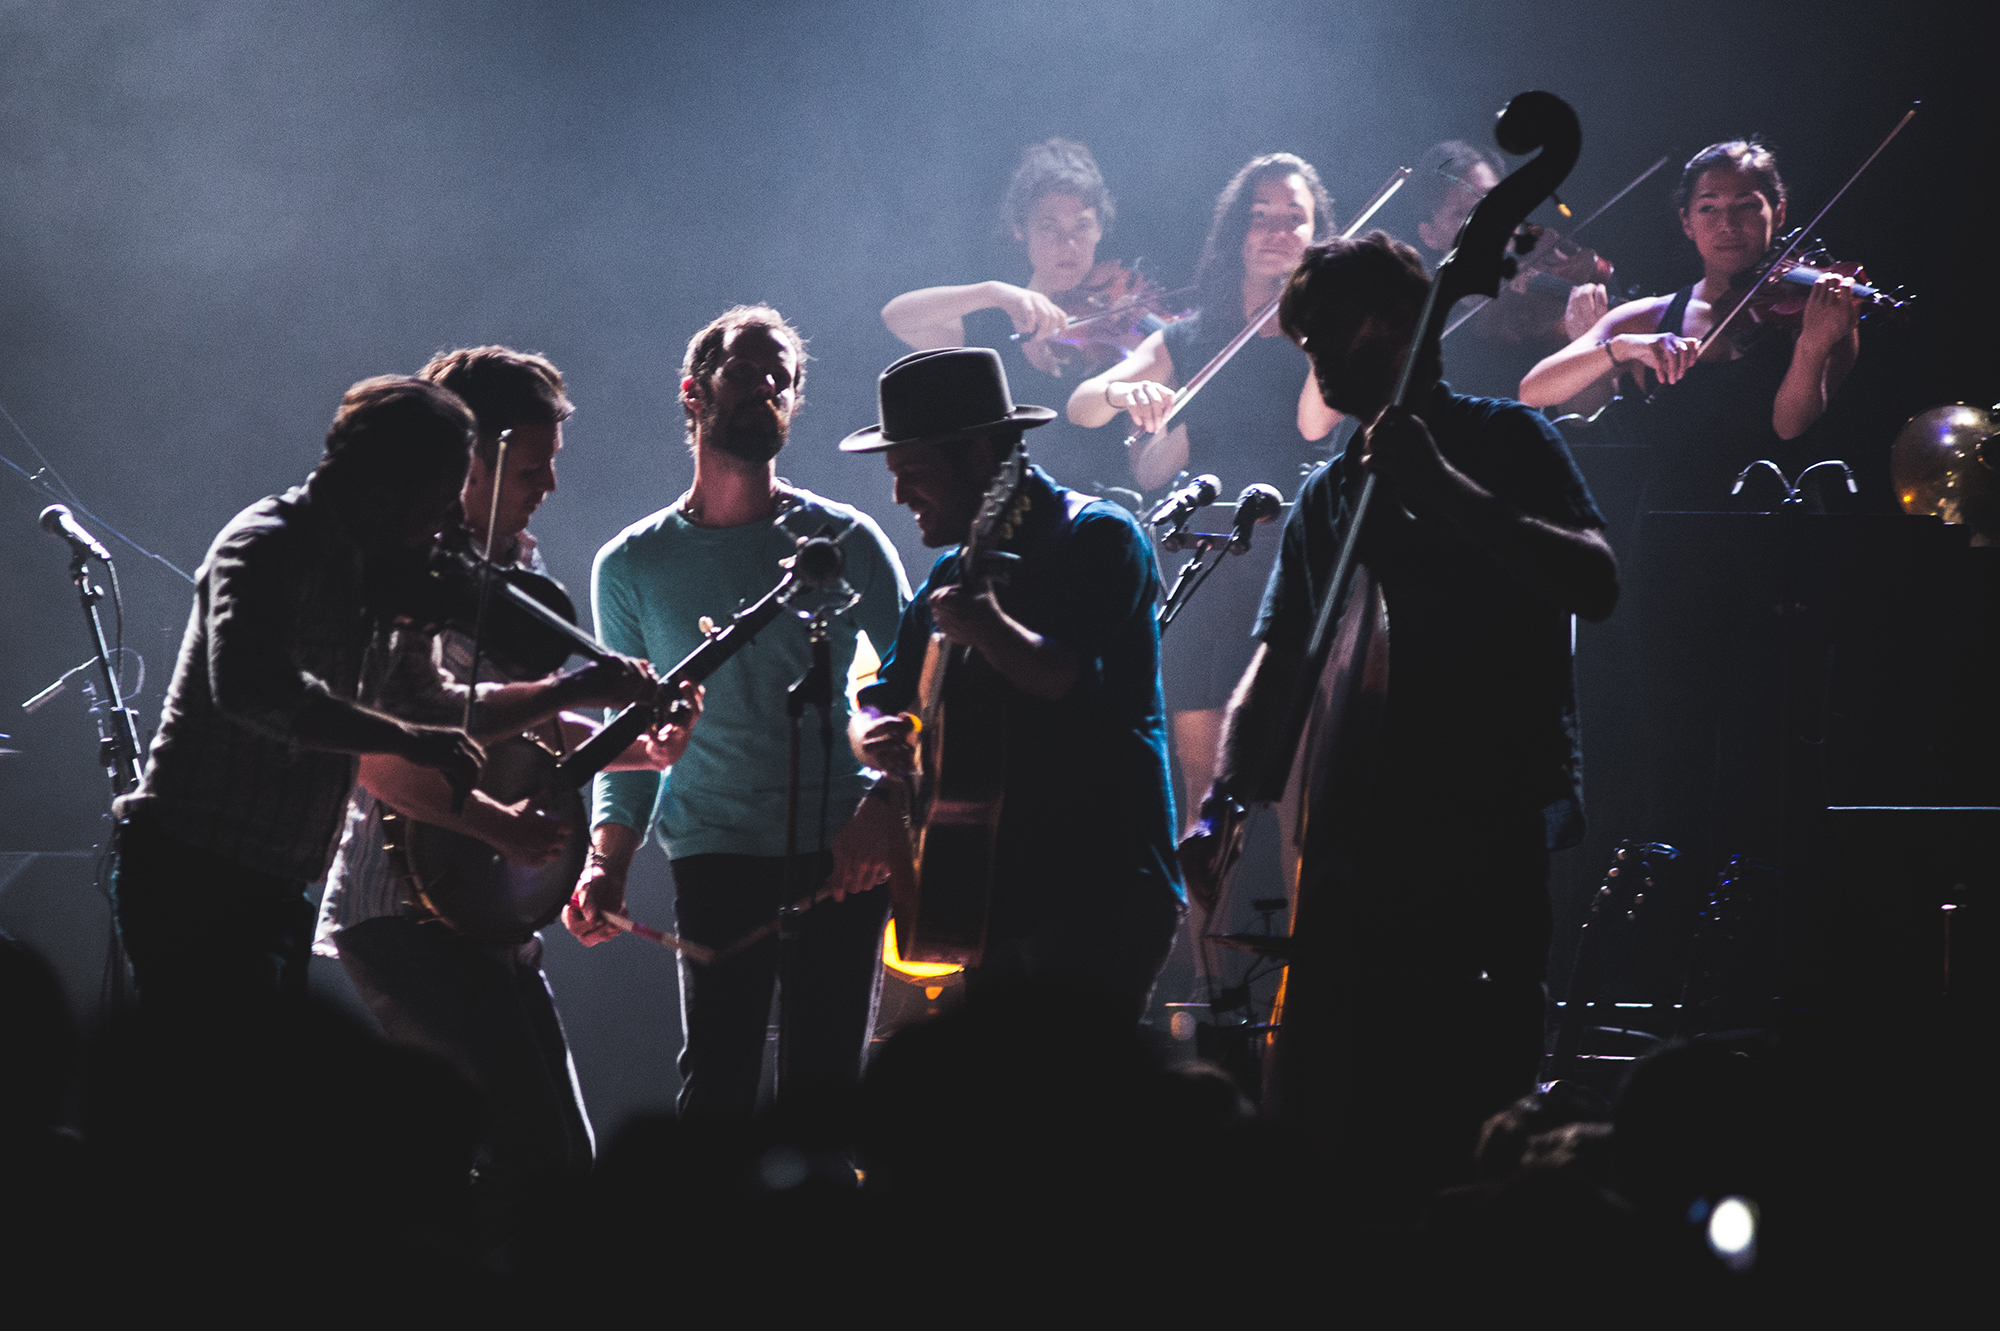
[398,784,589,947]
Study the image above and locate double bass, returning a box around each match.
[1188,91,1583,1087]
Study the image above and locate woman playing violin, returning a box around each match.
[1065,154,1334,998]
[1067,152,1336,492]
[881,138,1147,488]
[1519,140,1861,509]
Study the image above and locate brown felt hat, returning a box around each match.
[838,347,1056,453]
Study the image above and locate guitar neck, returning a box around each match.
[553,567,807,789]
[555,702,655,789]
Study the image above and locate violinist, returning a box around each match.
[1064,152,1331,998]
[1067,151,1328,857]
[881,138,1151,488]
[1519,140,1862,511]
[110,375,657,1023]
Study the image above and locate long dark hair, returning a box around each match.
[1190,152,1334,330]
[1672,139,1785,214]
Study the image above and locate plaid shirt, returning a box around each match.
[116,482,463,882]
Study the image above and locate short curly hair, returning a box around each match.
[999,137,1116,242]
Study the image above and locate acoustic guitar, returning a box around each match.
[890,444,1033,967]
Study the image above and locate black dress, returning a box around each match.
[1153,310,1323,712]
[1627,284,1796,513]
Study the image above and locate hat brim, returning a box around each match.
[838,404,1057,454]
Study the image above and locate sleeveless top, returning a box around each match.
[1157,310,1321,501]
[1628,284,1795,512]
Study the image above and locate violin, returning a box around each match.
[1481,227,1616,344]
[1722,236,1911,339]
[366,525,608,681]
[1021,259,1190,378]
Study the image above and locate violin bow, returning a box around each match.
[449,427,514,813]
[1692,102,1919,357]
[1440,154,1670,340]
[1123,166,1414,451]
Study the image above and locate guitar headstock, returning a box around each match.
[962,442,1031,568]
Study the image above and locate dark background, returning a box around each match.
[1,0,1985,1130]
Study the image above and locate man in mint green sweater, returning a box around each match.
[566,306,908,1117]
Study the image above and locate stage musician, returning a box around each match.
[1183,234,1618,1203]
[831,347,1183,1015]
[1066,151,1334,988]
[112,376,656,1017]
[565,306,910,1118]
[1518,140,1861,511]
[314,348,697,1249]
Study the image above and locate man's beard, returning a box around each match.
[706,397,789,463]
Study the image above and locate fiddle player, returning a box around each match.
[1182,234,1617,1209]
[1519,139,1861,511]
[1066,152,1333,994]
[111,375,657,1020]
[828,347,1183,1015]
[313,348,698,1258]
[881,137,1150,489]
[565,306,910,1118]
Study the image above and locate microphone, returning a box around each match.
[788,535,845,589]
[1147,474,1220,531]
[1227,484,1285,553]
[40,504,113,562]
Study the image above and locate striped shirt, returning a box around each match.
[315,545,544,956]
[115,483,464,882]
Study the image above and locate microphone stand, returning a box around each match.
[61,549,143,796]
[777,610,839,1100]
[1156,500,1287,635]
[1156,529,1237,635]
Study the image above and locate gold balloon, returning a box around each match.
[1892,403,1998,543]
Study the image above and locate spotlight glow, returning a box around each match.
[1706,1195,1760,1272]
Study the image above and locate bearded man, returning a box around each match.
[565,306,909,1117]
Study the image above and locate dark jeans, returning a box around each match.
[975,877,1184,1021]
[335,915,594,1245]
[112,812,315,1016]
[669,852,890,1119]
[1274,804,1554,1213]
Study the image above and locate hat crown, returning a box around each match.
[839,346,1056,452]
[878,348,1017,444]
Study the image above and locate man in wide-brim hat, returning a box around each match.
[828,347,1184,1016]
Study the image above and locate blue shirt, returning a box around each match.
[590,490,909,859]
[1256,385,1604,849]
[859,466,1182,939]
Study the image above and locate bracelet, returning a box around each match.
[1600,339,1619,371]
[1104,380,1119,409]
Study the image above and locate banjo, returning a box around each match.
[384,533,850,946]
